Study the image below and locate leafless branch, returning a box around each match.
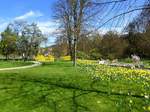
[92,0,128,5]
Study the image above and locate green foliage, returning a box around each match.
[0,27,17,59]
[120,58,132,63]
[17,23,46,60]
[77,51,90,59]
[124,5,150,58]
[100,31,128,59]
[52,41,68,59]
[137,30,150,57]
[124,29,150,58]
[0,22,46,60]
[90,49,102,60]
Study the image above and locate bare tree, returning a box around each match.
[54,0,73,60]
[54,0,102,66]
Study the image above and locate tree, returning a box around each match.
[100,31,128,59]
[8,21,47,60]
[0,27,17,59]
[54,0,102,66]
[125,1,150,58]
[52,37,68,58]
[21,23,46,60]
[137,29,150,57]
[54,0,73,60]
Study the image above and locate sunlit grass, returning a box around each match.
[0,60,33,68]
[0,61,149,112]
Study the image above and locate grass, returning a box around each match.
[0,60,33,68]
[0,61,149,112]
[143,60,150,68]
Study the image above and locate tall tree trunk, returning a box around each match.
[68,39,73,60]
[73,38,77,66]
[73,1,78,67]
[5,54,8,60]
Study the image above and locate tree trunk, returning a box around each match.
[73,38,77,67]
[73,1,78,67]
[5,54,8,60]
[68,39,73,60]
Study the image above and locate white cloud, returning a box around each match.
[98,27,123,35]
[0,21,8,38]
[37,20,60,46]
[15,11,43,20]
[37,21,59,36]
[0,11,44,33]
[0,22,8,30]
[0,18,9,32]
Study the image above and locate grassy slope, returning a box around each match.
[0,61,33,68]
[0,62,149,112]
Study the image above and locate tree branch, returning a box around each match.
[92,0,127,5]
[84,6,150,36]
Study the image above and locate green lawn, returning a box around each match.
[143,60,150,68]
[0,60,33,68]
[0,61,149,112]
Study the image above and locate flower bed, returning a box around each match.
[77,59,150,111]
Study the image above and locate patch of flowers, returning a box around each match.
[60,56,71,61]
[77,59,150,100]
[77,59,150,81]
[35,54,55,62]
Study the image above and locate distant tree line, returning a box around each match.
[52,31,128,60]
[0,21,46,60]
[52,26,150,60]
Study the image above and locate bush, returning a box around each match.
[35,54,54,62]
[77,51,90,59]
[100,31,128,59]
[45,55,55,62]
[120,58,132,63]
[35,55,45,62]
[60,56,71,61]
[90,49,102,60]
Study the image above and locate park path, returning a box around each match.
[0,61,41,71]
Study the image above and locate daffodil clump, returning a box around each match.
[35,54,55,62]
[77,59,97,65]
[60,56,71,61]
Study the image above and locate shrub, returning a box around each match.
[60,56,71,61]
[77,51,90,59]
[35,55,45,62]
[45,55,55,62]
[90,49,102,60]
[100,31,128,59]
[35,54,54,62]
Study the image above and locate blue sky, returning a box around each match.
[0,0,146,46]
[0,0,54,18]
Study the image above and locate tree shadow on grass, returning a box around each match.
[0,75,148,112]
[42,61,73,67]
